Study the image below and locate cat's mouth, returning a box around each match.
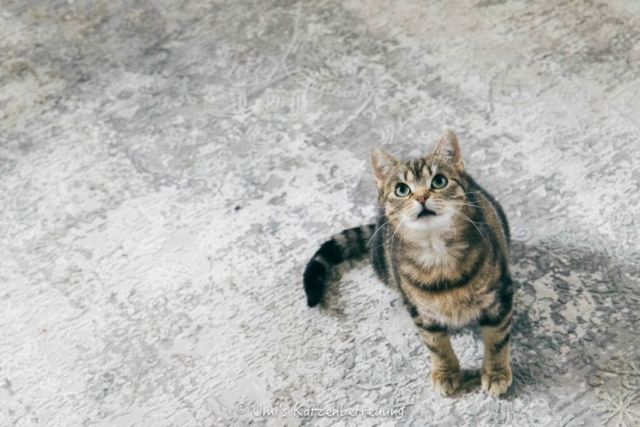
[417,208,437,219]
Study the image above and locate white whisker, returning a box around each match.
[447,216,457,240]
[449,200,482,209]
[389,216,406,246]
[453,210,487,243]
[366,218,393,247]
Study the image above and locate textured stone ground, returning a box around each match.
[1,0,639,426]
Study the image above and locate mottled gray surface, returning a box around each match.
[1,0,639,426]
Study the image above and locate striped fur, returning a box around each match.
[303,225,375,307]
[303,131,514,397]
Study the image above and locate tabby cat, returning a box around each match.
[303,131,513,397]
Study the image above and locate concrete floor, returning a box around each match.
[1,0,639,426]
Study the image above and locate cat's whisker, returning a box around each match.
[449,201,482,209]
[367,217,393,247]
[370,214,403,250]
[389,216,406,245]
[433,200,478,209]
[443,201,488,223]
[452,210,487,243]
[448,196,481,204]
[430,199,481,212]
[447,216,457,240]
[452,208,489,225]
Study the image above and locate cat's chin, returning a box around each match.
[404,212,452,232]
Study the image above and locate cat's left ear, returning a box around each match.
[432,130,464,170]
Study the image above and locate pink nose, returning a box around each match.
[414,189,429,205]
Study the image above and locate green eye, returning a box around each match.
[431,174,448,189]
[394,183,411,197]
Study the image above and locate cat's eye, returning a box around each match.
[394,183,412,197]
[431,174,448,189]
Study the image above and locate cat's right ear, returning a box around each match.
[371,147,397,190]
[432,130,464,170]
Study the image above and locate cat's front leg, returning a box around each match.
[416,323,462,397]
[480,315,512,397]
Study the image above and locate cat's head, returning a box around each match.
[370,131,468,232]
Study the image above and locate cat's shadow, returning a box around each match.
[456,238,638,400]
[454,369,481,397]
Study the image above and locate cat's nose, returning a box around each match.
[414,189,429,205]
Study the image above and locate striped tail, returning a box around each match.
[303,224,375,307]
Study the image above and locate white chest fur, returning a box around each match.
[400,230,481,328]
[404,229,466,274]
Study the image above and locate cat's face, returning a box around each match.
[371,131,468,232]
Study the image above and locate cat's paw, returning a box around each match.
[481,366,512,397]
[431,369,462,397]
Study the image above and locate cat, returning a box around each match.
[303,131,513,397]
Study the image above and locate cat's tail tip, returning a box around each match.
[302,225,375,308]
[303,261,327,307]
